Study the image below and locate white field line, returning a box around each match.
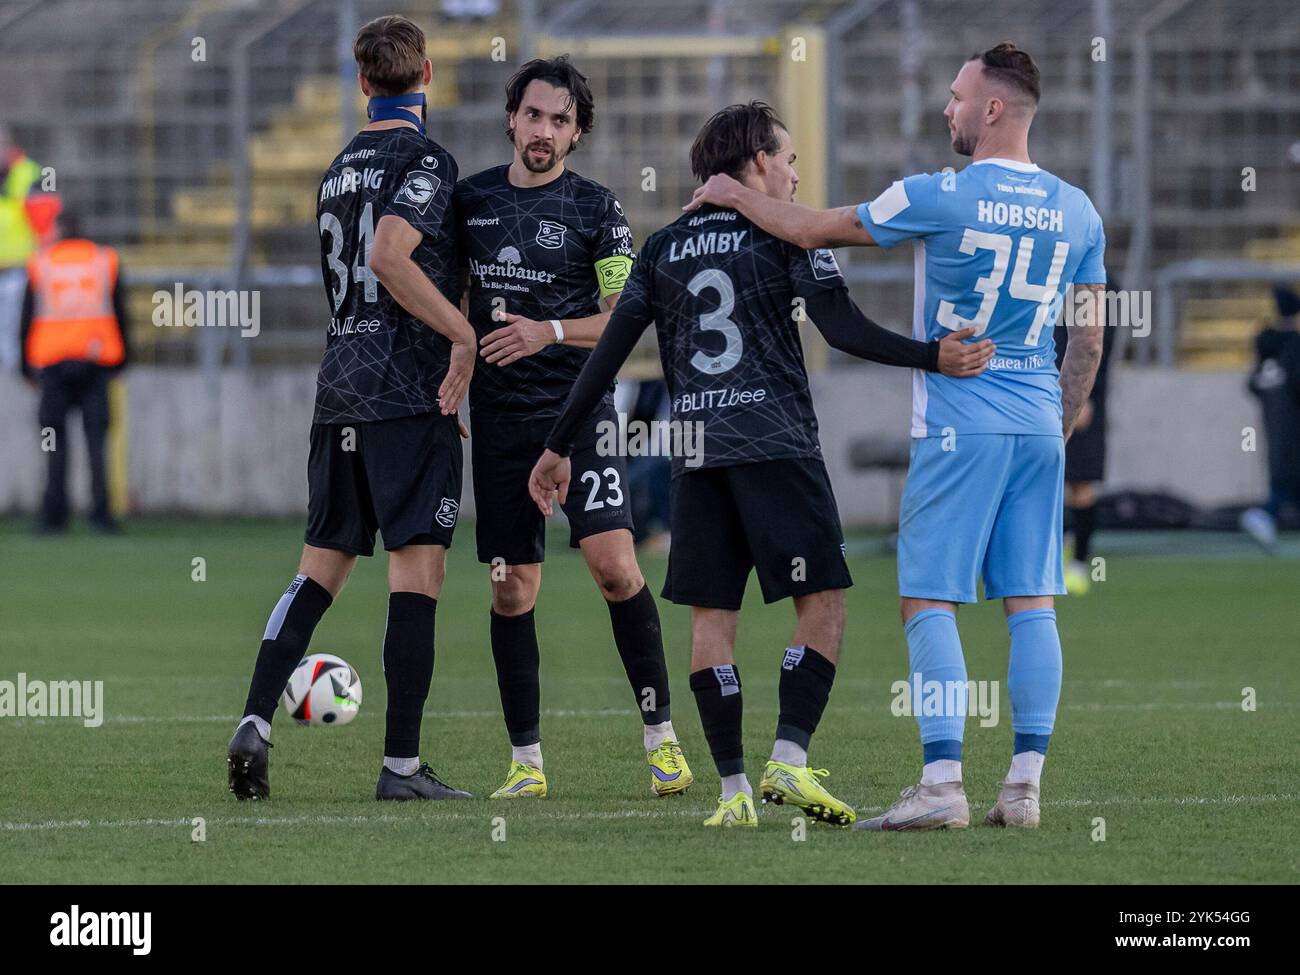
[1063,701,1298,711]
[0,808,709,831]
[2,793,1296,833]
[3,699,1294,728]
[78,677,1262,688]
[3,707,633,727]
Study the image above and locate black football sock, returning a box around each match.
[242,574,333,724]
[689,664,744,776]
[490,608,542,747]
[1073,504,1097,564]
[382,591,438,759]
[606,584,671,725]
[775,645,836,750]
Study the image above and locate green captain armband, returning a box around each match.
[594,254,633,299]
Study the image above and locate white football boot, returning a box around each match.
[983,780,1041,828]
[1240,507,1278,554]
[855,781,970,831]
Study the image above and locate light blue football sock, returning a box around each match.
[904,609,967,761]
[1007,608,1063,742]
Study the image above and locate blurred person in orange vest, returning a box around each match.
[20,206,130,534]
[0,125,49,371]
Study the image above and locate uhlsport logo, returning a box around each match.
[436,498,459,529]
[50,905,151,955]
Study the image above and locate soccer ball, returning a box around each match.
[281,653,362,726]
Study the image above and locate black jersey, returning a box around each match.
[601,205,844,473]
[453,165,634,420]
[313,127,461,424]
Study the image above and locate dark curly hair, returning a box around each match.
[504,55,594,149]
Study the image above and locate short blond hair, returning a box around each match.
[354,15,425,96]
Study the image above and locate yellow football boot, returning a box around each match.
[1064,560,1092,596]
[488,760,547,799]
[703,791,758,828]
[759,761,855,826]
[647,739,694,797]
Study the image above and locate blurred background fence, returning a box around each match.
[1,0,1298,519]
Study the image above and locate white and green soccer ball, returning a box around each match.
[281,653,362,727]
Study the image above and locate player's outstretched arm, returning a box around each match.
[685,174,874,249]
[481,293,621,365]
[1060,283,1107,440]
[529,296,653,515]
[803,289,994,375]
[370,214,476,414]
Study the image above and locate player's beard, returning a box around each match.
[951,126,976,157]
[518,136,566,174]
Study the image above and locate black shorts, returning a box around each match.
[471,405,633,565]
[305,412,463,556]
[1064,413,1106,483]
[662,457,853,610]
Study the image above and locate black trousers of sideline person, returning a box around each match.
[37,360,112,530]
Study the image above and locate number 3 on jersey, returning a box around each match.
[320,202,378,313]
[936,229,1069,344]
[687,268,743,374]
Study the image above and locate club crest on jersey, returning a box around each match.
[436,498,459,529]
[808,248,841,281]
[535,220,567,250]
[397,171,442,213]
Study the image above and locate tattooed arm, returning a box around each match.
[1060,283,1107,441]
[684,174,876,250]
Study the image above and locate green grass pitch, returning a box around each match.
[1,517,1296,884]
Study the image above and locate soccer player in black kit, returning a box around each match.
[530,103,992,827]
[227,16,476,801]
[454,57,693,799]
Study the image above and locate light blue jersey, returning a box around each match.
[857,158,1105,438]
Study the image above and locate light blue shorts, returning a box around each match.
[897,434,1065,603]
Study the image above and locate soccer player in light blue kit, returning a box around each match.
[686,42,1107,829]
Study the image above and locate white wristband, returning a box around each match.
[549,319,564,342]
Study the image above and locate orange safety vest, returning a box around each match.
[24,238,125,369]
